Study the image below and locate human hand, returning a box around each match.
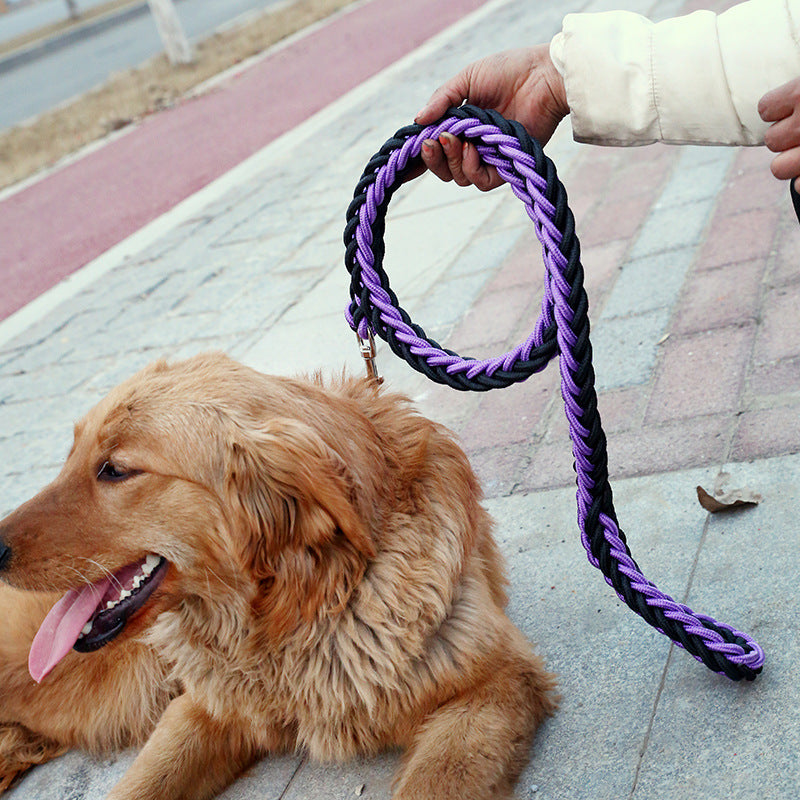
[414,45,569,191]
[759,77,800,192]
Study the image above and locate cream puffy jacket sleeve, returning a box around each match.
[549,0,800,145]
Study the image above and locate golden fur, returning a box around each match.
[0,352,556,799]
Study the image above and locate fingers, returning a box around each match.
[415,75,470,125]
[460,139,504,191]
[419,138,449,181]
[758,77,800,123]
[764,114,800,153]
[760,78,800,188]
[768,147,800,183]
[420,133,503,191]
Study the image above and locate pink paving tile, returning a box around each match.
[458,371,560,452]
[518,411,734,490]
[606,152,675,198]
[485,228,544,293]
[577,192,653,249]
[730,404,800,462]
[517,433,579,491]
[507,290,549,345]
[518,412,734,488]
[563,153,618,197]
[716,167,785,213]
[624,143,679,163]
[449,286,539,353]
[416,382,483,435]
[595,385,648,433]
[695,207,781,270]
[581,239,629,299]
[754,282,800,364]
[730,143,775,175]
[566,193,597,228]
[645,325,755,424]
[671,258,765,335]
[606,414,734,480]
[770,217,800,286]
[747,357,800,399]
[467,442,532,499]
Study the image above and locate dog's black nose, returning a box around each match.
[0,541,11,571]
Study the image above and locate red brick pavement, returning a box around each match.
[448,144,800,497]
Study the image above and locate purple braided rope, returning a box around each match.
[345,110,764,678]
[346,118,557,377]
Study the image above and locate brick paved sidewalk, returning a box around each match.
[2,0,799,797]
[456,142,800,498]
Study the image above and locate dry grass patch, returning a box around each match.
[0,0,357,191]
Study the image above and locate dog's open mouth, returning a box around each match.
[28,554,168,683]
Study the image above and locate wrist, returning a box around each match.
[545,40,568,119]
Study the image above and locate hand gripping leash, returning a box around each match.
[343,105,764,681]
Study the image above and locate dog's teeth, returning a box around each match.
[119,590,131,601]
[142,554,160,575]
[106,601,116,610]
[132,575,144,589]
[80,622,92,635]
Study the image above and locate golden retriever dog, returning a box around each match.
[0,352,556,799]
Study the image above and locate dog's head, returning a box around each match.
[0,353,379,681]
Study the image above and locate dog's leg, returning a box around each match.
[393,631,557,800]
[0,723,67,793]
[106,694,261,800]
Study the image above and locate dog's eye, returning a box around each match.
[97,461,135,482]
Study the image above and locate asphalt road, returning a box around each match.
[0,0,114,41]
[0,0,290,130]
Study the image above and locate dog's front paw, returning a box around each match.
[0,724,67,793]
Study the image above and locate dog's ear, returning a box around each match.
[226,417,375,638]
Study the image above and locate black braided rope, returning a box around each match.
[343,105,763,680]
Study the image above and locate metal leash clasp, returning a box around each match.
[356,329,383,385]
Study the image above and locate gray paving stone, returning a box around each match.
[628,200,714,260]
[654,147,735,209]
[80,351,174,398]
[0,391,90,435]
[216,755,306,800]
[240,311,363,378]
[0,361,94,403]
[171,268,258,316]
[591,308,671,390]
[448,226,525,278]
[406,268,493,330]
[601,247,694,320]
[282,753,398,800]
[124,216,214,266]
[0,465,62,517]
[631,454,800,800]
[280,264,352,324]
[5,750,135,800]
[485,465,729,800]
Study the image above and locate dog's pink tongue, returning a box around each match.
[28,576,112,683]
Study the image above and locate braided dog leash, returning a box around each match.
[343,105,764,681]
[791,179,800,225]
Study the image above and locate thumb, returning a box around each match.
[415,74,471,125]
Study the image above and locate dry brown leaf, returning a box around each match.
[696,484,762,513]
